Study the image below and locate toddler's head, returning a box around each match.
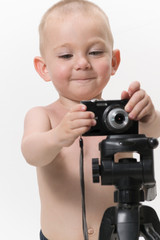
[34,0,120,102]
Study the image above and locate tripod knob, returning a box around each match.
[148,138,159,149]
[92,158,100,183]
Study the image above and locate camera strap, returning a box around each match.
[79,137,89,240]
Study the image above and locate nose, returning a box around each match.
[74,55,91,71]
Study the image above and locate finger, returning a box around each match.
[134,105,150,121]
[121,90,130,100]
[68,111,95,121]
[125,89,146,112]
[70,104,87,113]
[128,81,140,97]
[70,118,96,130]
[128,97,149,120]
[136,101,154,122]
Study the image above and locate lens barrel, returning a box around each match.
[103,107,131,133]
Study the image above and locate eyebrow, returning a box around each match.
[53,43,72,51]
[87,37,107,45]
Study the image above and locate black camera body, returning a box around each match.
[81,99,138,136]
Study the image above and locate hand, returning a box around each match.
[55,104,96,147]
[121,81,156,123]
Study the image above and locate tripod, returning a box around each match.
[92,134,160,240]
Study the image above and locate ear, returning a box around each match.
[111,49,121,75]
[34,56,51,82]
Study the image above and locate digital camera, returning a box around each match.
[81,99,138,136]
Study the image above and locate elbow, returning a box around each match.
[21,140,38,167]
[21,140,53,167]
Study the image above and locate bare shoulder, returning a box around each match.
[22,100,66,138]
[24,105,50,122]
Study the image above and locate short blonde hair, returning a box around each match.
[39,0,114,56]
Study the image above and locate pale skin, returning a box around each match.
[21,10,160,240]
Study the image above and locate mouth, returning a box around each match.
[72,77,95,82]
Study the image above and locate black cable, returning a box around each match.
[79,137,89,240]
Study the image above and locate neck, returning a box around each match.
[58,94,103,110]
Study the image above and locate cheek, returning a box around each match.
[50,63,71,85]
[95,60,112,79]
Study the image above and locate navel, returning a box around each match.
[88,227,94,235]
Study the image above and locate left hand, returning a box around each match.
[121,81,155,123]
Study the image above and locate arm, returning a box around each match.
[21,104,96,167]
[121,81,160,138]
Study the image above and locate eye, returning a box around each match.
[59,54,73,59]
[89,51,104,56]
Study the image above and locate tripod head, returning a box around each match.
[92,134,158,203]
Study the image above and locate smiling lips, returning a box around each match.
[72,77,95,81]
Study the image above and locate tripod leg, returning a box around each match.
[141,223,160,240]
[140,206,160,235]
[99,207,116,240]
[117,206,139,240]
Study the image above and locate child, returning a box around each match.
[21,0,160,239]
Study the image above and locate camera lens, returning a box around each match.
[103,106,131,133]
[115,113,125,124]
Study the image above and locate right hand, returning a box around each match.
[54,104,96,147]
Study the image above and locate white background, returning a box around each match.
[0,0,160,239]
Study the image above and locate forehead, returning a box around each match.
[44,11,112,44]
[47,11,107,31]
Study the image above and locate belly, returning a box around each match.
[37,165,115,240]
